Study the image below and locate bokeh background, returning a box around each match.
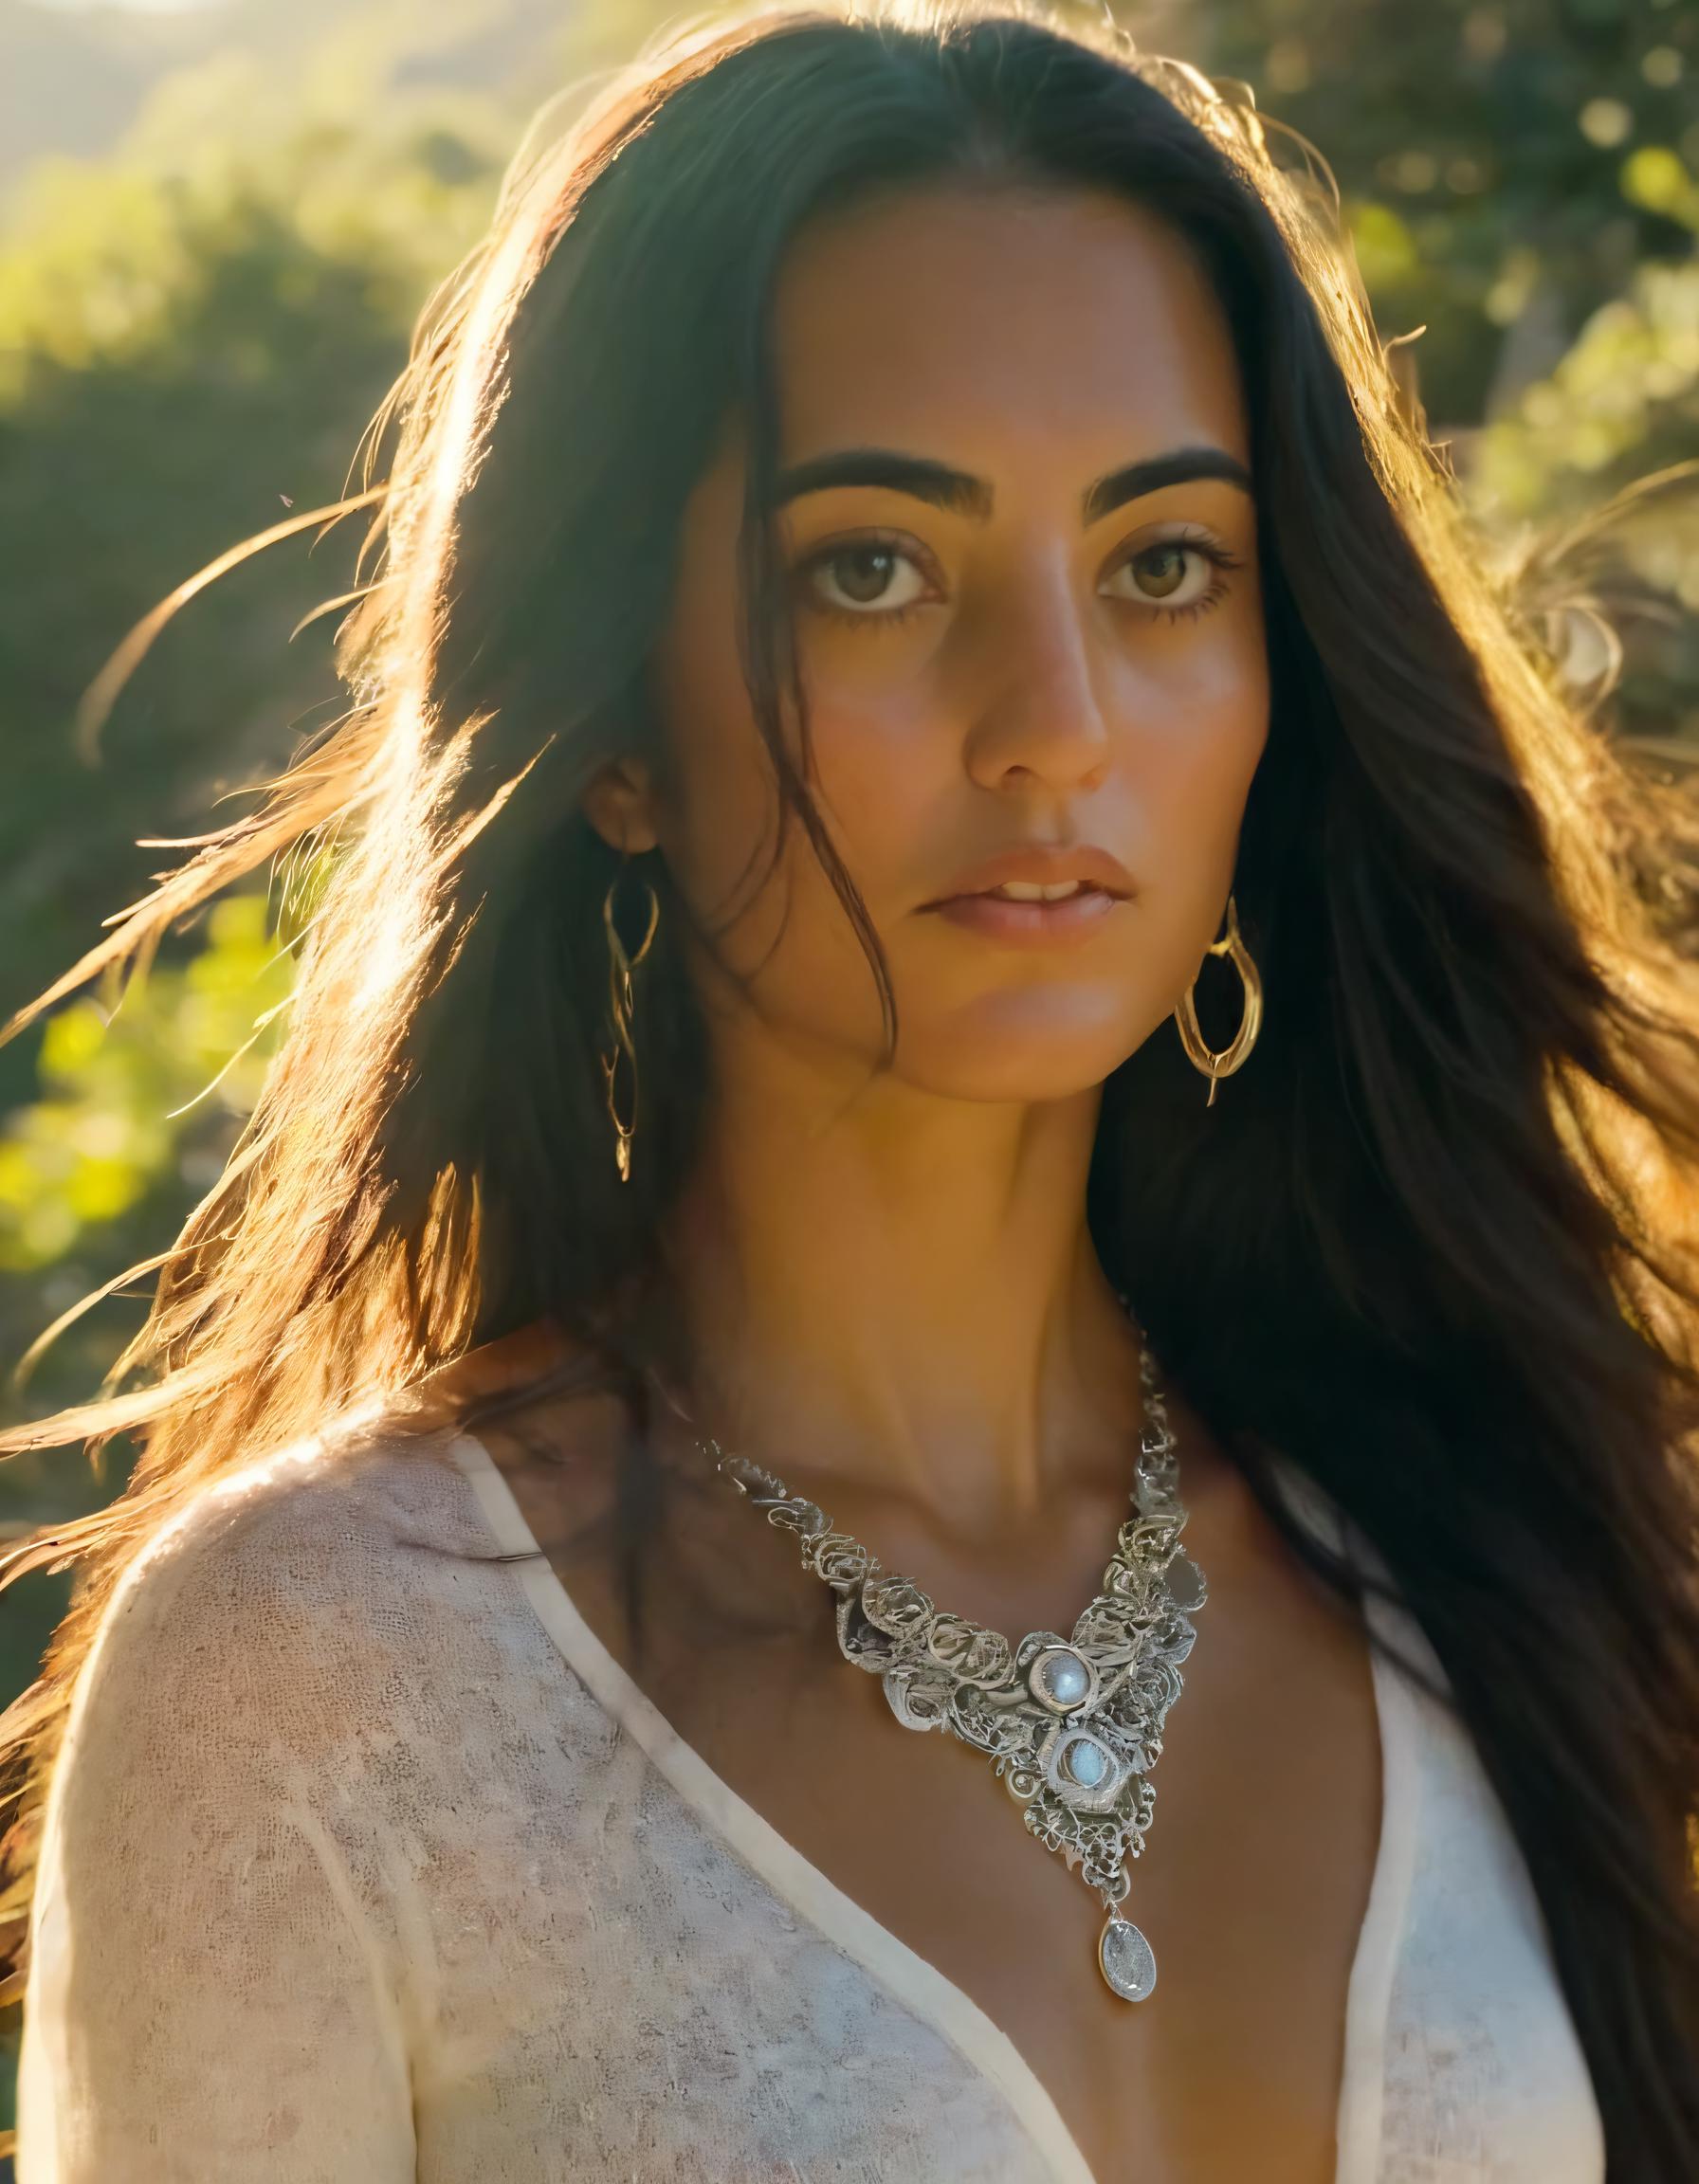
[0,0,1696,2146]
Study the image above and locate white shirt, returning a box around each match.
[17,1423,1605,2180]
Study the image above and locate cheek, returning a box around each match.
[1136,608,1270,860]
[806,701,946,885]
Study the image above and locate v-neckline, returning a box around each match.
[450,1429,1422,2184]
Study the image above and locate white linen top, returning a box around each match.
[16,1421,1605,2181]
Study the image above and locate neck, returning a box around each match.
[659,1033,1147,1548]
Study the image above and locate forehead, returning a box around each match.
[767,180,1250,472]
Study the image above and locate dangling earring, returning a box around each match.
[600,865,660,1182]
[1174,892,1262,1109]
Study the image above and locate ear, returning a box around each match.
[581,754,661,855]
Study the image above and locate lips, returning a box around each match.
[974,879,1097,902]
[927,888,1121,945]
[921,843,1136,912]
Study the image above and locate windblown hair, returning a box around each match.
[4,1,1699,2168]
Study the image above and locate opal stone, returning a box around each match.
[1032,1648,1089,1708]
[1061,1737,1108,1788]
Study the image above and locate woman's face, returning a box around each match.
[601,179,1269,1103]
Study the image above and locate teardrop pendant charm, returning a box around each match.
[1098,1913,1158,2002]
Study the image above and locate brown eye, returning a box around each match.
[801,538,930,617]
[834,546,900,603]
[1132,543,1188,599]
[1101,538,1223,613]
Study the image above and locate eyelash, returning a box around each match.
[793,527,1247,630]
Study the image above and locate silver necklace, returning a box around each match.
[682,1306,1207,2002]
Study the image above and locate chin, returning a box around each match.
[886,1013,1135,1101]
[904,1053,1126,1104]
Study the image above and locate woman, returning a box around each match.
[4,0,1698,2175]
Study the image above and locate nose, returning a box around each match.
[960,565,1114,795]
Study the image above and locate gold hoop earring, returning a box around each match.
[600,867,660,1182]
[1174,893,1262,1109]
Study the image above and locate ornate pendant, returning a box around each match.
[699,1315,1204,2002]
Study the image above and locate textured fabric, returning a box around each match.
[16,1422,1605,2182]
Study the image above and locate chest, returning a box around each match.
[538,1472,1384,2184]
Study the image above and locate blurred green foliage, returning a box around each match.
[1201,0,1699,426]
[0,892,293,1277]
[0,0,1694,2135]
[0,100,507,1101]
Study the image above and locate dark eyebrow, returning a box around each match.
[1083,446,1254,523]
[770,444,1253,522]
[771,449,993,518]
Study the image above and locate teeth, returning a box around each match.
[990,881,1085,901]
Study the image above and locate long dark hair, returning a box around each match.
[4,2,1698,2169]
